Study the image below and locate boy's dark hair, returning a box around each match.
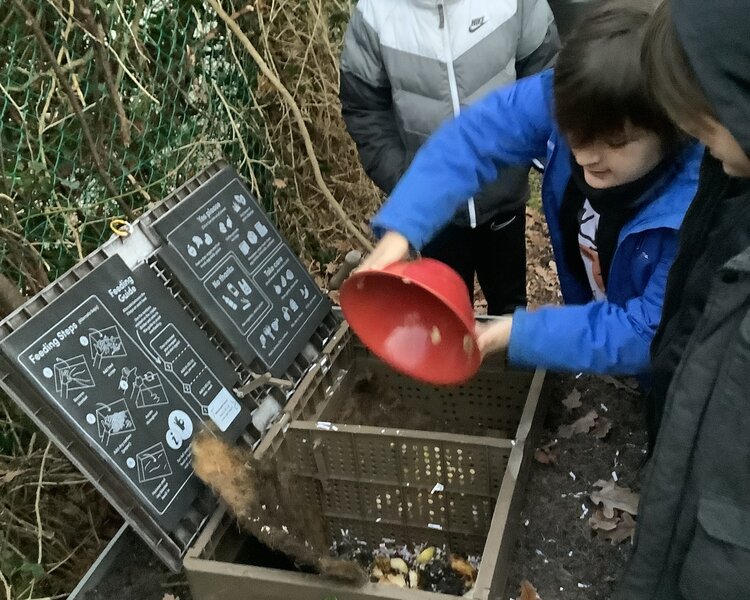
[554,0,682,149]
[641,0,717,129]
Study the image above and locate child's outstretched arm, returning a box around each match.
[371,71,555,252]
[504,232,680,375]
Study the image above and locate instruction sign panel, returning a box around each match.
[0,255,251,530]
[153,167,330,375]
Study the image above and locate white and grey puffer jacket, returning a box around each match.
[340,0,559,226]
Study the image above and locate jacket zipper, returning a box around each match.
[439,3,477,227]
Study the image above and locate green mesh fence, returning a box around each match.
[1,3,272,595]
[1,0,273,290]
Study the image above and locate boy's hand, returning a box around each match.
[358,231,410,271]
[475,318,513,358]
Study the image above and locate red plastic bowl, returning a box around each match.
[339,259,480,385]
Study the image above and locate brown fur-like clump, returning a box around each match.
[192,433,256,519]
[192,431,366,584]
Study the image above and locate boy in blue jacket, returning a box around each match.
[360,0,702,376]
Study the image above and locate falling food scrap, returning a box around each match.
[463,334,474,356]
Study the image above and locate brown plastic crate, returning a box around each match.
[184,321,547,600]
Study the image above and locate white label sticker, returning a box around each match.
[208,387,241,432]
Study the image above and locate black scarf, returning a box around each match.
[559,153,675,292]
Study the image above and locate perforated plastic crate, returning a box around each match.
[184,323,548,600]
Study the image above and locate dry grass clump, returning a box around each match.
[0,401,121,598]
[233,0,382,274]
[192,430,366,583]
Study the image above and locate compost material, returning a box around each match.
[191,431,366,584]
[329,368,438,430]
[331,532,481,595]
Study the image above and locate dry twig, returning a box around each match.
[78,1,132,146]
[12,0,135,220]
[206,0,373,251]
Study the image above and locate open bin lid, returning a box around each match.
[0,162,339,570]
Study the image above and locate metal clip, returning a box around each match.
[110,218,133,237]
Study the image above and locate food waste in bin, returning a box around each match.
[192,430,483,595]
[332,531,480,594]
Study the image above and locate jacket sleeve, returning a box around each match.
[516,0,561,78]
[372,70,555,249]
[339,5,408,194]
[508,230,680,375]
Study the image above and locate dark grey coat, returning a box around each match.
[614,244,750,599]
[614,0,750,594]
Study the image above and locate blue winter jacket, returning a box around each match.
[372,70,703,375]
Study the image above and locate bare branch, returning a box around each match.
[206,0,373,251]
[12,0,135,220]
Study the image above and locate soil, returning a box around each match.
[502,373,648,599]
[496,184,649,599]
[79,528,192,600]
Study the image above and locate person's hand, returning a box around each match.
[358,231,410,271]
[475,318,513,358]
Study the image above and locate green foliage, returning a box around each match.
[1,0,273,290]
[0,3,274,596]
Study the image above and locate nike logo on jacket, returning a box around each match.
[469,16,487,32]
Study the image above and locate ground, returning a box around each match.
[502,373,647,599]
[500,191,648,598]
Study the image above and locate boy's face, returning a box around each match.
[684,118,750,178]
[569,124,664,189]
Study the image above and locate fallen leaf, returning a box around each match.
[373,554,391,574]
[534,448,554,464]
[562,389,582,410]
[534,441,558,465]
[273,178,287,189]
[517,579,541,600]
[449,555,477,583]
[588,509,619,531]
[599,375,639,396]
[0,470,23,484]
[600,512,636,545]
[591,416,612,439]
[557,409,598,439]
[590,479,639,518]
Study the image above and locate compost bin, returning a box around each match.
[0,163,547,600]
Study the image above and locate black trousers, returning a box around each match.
[421,206,527,315]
